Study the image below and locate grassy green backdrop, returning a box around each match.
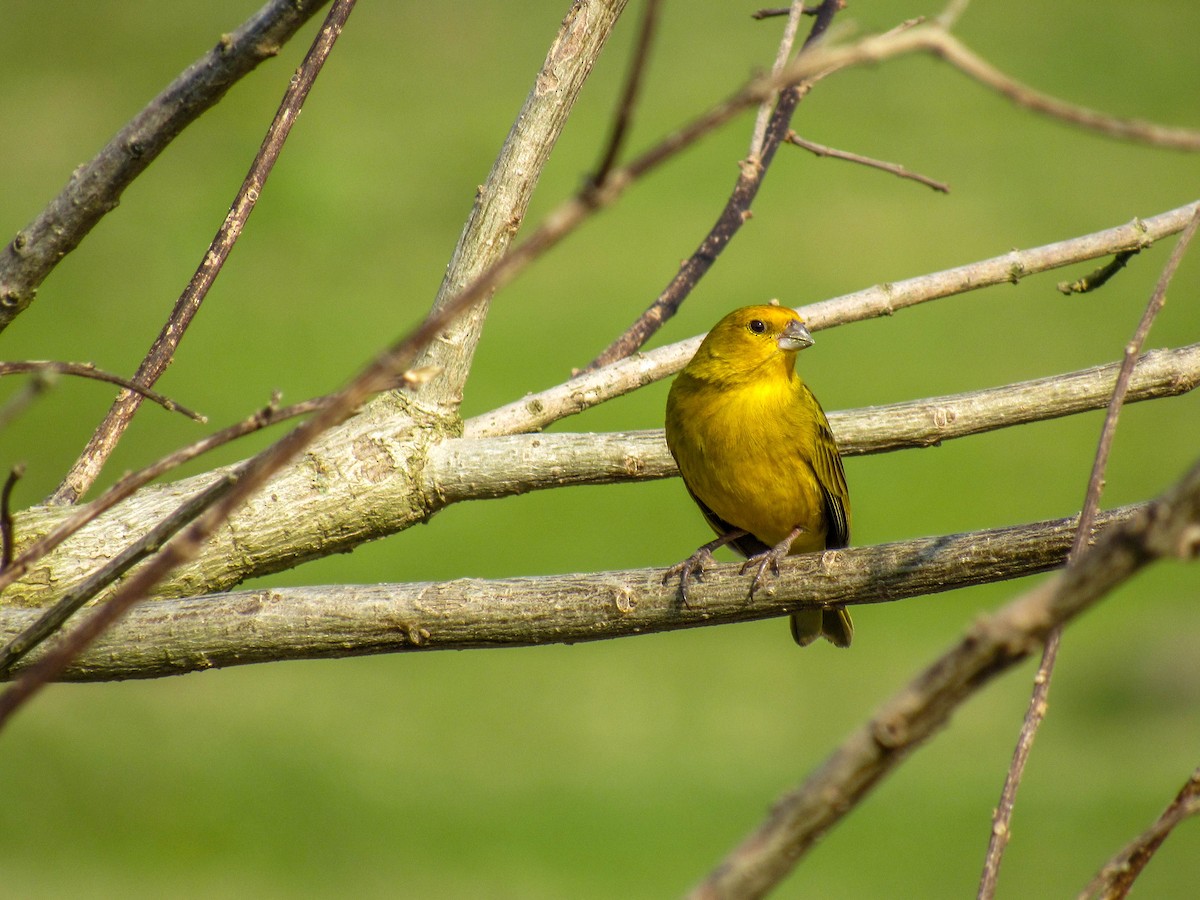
[2,1,1198,896]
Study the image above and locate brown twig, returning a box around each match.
[583,0,842,372]
[1,466,23,571]
[785,131,951,192]
[0,0,330,332]
[0,361,205,422]
[690,459,1200,900]
[590,0,661,186]
[751,5,823,19]
[1057,250,1139,294]
[1080,767,1200,900]
[50,5,342,507]
[977,208,1200,900]
[748,1,808,159]
[930,31,1200,151]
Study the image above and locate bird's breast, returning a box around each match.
[666,375,828,550]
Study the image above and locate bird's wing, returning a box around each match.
[808,399,851,549]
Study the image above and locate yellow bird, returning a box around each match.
[663,304,853,647]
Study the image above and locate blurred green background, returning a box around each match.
[2,1,1198,896]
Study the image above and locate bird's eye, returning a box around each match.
[748,319,766,334]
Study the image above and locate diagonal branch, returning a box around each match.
[688,458,1200,900]
[406,0,630,415]
[0,0,330,333]
[50,0,347,506]
[785,131,951,192]
[930,31,1200,151]
[1080,767,1200,900]
[0,504,1143,682]
[978,207,1200,899]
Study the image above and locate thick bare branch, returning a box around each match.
[688,459,1200,900]
[0,0,330,332]
[466,201,1199,438]
[0,505,1140,682]
[407,0,629,415]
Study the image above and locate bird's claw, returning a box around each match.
[740,545,788,599]
[663,547,716,608]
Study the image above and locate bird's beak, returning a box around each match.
[778,319,814,351]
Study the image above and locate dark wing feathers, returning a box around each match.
[808,396,851,549]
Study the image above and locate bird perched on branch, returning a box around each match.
[663,304,853,647]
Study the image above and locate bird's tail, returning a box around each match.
[790,605,853,648]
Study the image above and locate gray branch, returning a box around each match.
[407,0,629,415]
[0,504,1139,682]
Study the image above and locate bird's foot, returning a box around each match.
[740,529,804,599]
[663,547,717,608]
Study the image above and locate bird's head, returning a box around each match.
[684,304,814,383]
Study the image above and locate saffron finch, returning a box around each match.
[663,304,853,647]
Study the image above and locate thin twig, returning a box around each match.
[467,201,1198,439]
[689,460,1200,900]
[1,466,23,571]
[0,504,1146,682]
[0,361,205,421]
[785,131,951,192]
[751,5,823,19]
[1079,767,1200,900]
[748,1,807,159]
[0,0,330,332]
[930,31,1200,151]
[591,0,661,186]
[583,0,843,372]
[1057,250,1139,294]
[977,208,1200,900]
[51,4,343,506]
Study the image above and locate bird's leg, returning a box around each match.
[740,525,806,598]
[663,530,749,607]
